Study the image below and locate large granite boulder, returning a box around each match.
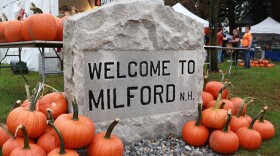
[63,0,205,143]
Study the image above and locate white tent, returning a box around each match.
[172,3,209,27]
[250,17,280,42]
[251,17,280,35]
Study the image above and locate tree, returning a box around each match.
[164,0,209,20]
[270,0,280,22]
[208,0,220,71]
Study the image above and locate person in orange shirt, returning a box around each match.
[241,26,252,69]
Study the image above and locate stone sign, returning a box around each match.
[64,0,205,143]
[85,50,197,122]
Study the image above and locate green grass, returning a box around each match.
[0,67,64,123]
[0,60,280,155]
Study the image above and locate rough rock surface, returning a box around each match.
[63,0,205,143]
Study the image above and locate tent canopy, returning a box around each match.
[250,17,280,35]
[172,3,209,27]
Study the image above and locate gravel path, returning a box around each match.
[124,134,236,156]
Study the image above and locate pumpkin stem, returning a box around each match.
[214,82,231,110]
[29,82,43,111]
[236,99,246,117]
[71,96,79,121]
[10,100,22,111]
[219,102,226,109]
[25,84,31,102]
[227,88,232,100]
[47,108,54,122]
[237,98,254,117]
[219,70,225,82]
[249,110,264,129]
[105,118,120,139]
[223,110,232,132]
[0,123,14,138]
[259,106,268,122]
[203,69,209,91]
[18,124,30,150]
[48,121,66,155]
[214,94,222,110]
[195,103,202,126]
[43,84,59,94]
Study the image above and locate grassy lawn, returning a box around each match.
[0,60,279,155]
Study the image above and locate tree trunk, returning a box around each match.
[228,0,236,34]
[209,0,219,71]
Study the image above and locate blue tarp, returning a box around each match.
[265,50,280,61]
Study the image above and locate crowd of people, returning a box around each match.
[204,25,253,69]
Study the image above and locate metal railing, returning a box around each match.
[204,46,249,76]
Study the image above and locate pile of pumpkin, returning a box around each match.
[239,59,275,67]
[182,70,275,155]
[0,13,68,43]
[0,82,124,156]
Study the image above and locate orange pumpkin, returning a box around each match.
[204,81,228,99]
[263,59,269,66]
[239,62,244,66]
[4,20,23,42]
[244,114,252,123]
[201,91,214,110]
[204,70,228,99]
[209,110,239,154]
[0,22,7,42]
[53,97,95,149]
[206,99,235,114]
[26,14,57,40]
[54,17,62,41]
[47,121,79,156]
[87,118,124,156]
[37,129,60,154]
[202,82,230,129]
[2,135,35,156]
[266,64,273,67]
[236,110,263,150]
[182,103,209,146]
[6,83,47,139]
[38,92,68,119]
[20,99,40,110]
[9,124,46,156]
[56,16,68,41]
[229,99,250,132]
[21,17,32,41]
[230,97,246,115]
[253,106,275,140]
[0,123,12,148]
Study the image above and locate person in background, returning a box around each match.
[241,25,252,69]
[221,31,228,62]
[229,28,240,65]
[217,27,226,64]
[204,27,210,45]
